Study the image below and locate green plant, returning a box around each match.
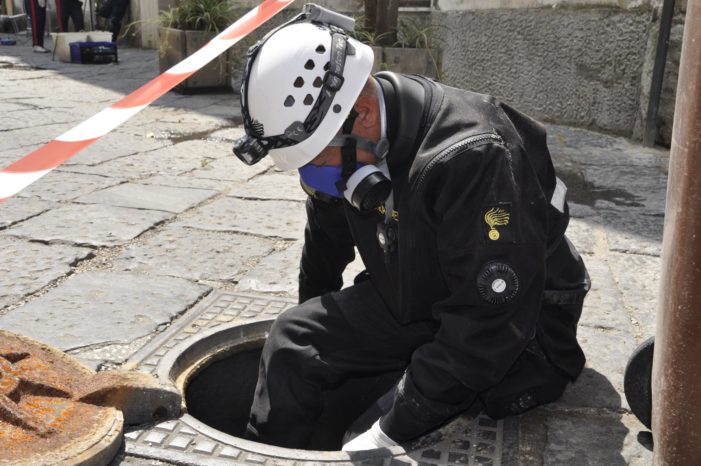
[394,18,443,49]
[358,0,399,47]
[159,0,235,32]
[353,10,444,50]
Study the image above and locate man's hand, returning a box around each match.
[342,420,400,451]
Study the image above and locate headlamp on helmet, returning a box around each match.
[232,4,374,170]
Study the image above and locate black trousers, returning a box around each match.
[96,0,128,42]
[246,281,569,450]
[56,0,84,32]
[24,0,46,47]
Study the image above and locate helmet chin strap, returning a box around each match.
[330,109,393,212]
[333,109,359,195]
[328,134,389,161]
[330,108,390,195]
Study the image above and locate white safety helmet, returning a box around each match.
[233,14,374,170]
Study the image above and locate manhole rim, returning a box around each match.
[157,318,404,461]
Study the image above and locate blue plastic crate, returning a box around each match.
[69,41,118,64]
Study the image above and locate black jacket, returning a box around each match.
[299,72,590,442]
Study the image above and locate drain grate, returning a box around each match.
[124,291,504,466]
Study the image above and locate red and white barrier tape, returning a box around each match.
[0,0,294,202]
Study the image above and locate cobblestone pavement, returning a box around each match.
[0,34,665,464]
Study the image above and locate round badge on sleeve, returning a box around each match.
[476,262,520,305]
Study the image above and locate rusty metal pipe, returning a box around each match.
[652,1,701,464]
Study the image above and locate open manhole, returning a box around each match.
[124,292,505,465]
[184,343,262,441]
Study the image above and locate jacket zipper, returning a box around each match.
[416,133,504,190]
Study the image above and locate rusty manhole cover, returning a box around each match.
[0,330,124,466]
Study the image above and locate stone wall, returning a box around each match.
[433,6,655,137]
[436,0,656,10]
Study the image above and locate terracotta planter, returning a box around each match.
[158,26,229,91]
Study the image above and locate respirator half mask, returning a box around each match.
[298,112,392,212]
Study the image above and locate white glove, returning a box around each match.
[342,420,400,451]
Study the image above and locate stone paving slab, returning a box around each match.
[0,147,30,164]
[0,271,210,351]
[567,202,597,219]
[189,156,275,183]
[578,325,637,396]
[68,334,156,371]
[533,411,652,466]
[141,174,237,191]
[115,226,276,282]
[131,110,232,138]
[1,121,87,151]
[64,140,228,180]
[578,256,636,335]
[75,183,218,213]
[2,106,79,130]
[208,127,246,141]
[601,211,664,257]
[0,238,92,311]
[548,124,669,168]
[2,203,172,247]
[579,165,667,213]
[235,241,303,296]
[562,218,602,256]
[236,242,366,297]
[174,197,307,240]
[0,196,57,229]
[228,172,308,202]
[63,131,173,166]
[606,252,661,339]
[556,325,636,411]
[15,170,125,202]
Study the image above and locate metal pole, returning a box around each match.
[652,1,701,464]
[643,0,676,147]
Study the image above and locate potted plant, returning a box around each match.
[158,0,235,91]
[355,0,441,79]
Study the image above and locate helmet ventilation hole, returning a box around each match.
[304,59,315,70]
[323,62,330,71]
[294,77,304,88]
[303,94,314,105]
[313,77,322,88]
[315,45,326,53]
[284,95,295,107]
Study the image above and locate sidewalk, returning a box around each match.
[0,33,666,465]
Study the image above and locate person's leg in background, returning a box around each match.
[108,0,128,42]
[54,0,64,31]
[58,0,83,31]
[95,0,112,32]
[67,0,84,31]
[74,1,85,30]
[24,0,48,52]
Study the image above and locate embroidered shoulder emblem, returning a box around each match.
[484,207,510,241]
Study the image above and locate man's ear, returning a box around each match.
[353,95,379,130]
